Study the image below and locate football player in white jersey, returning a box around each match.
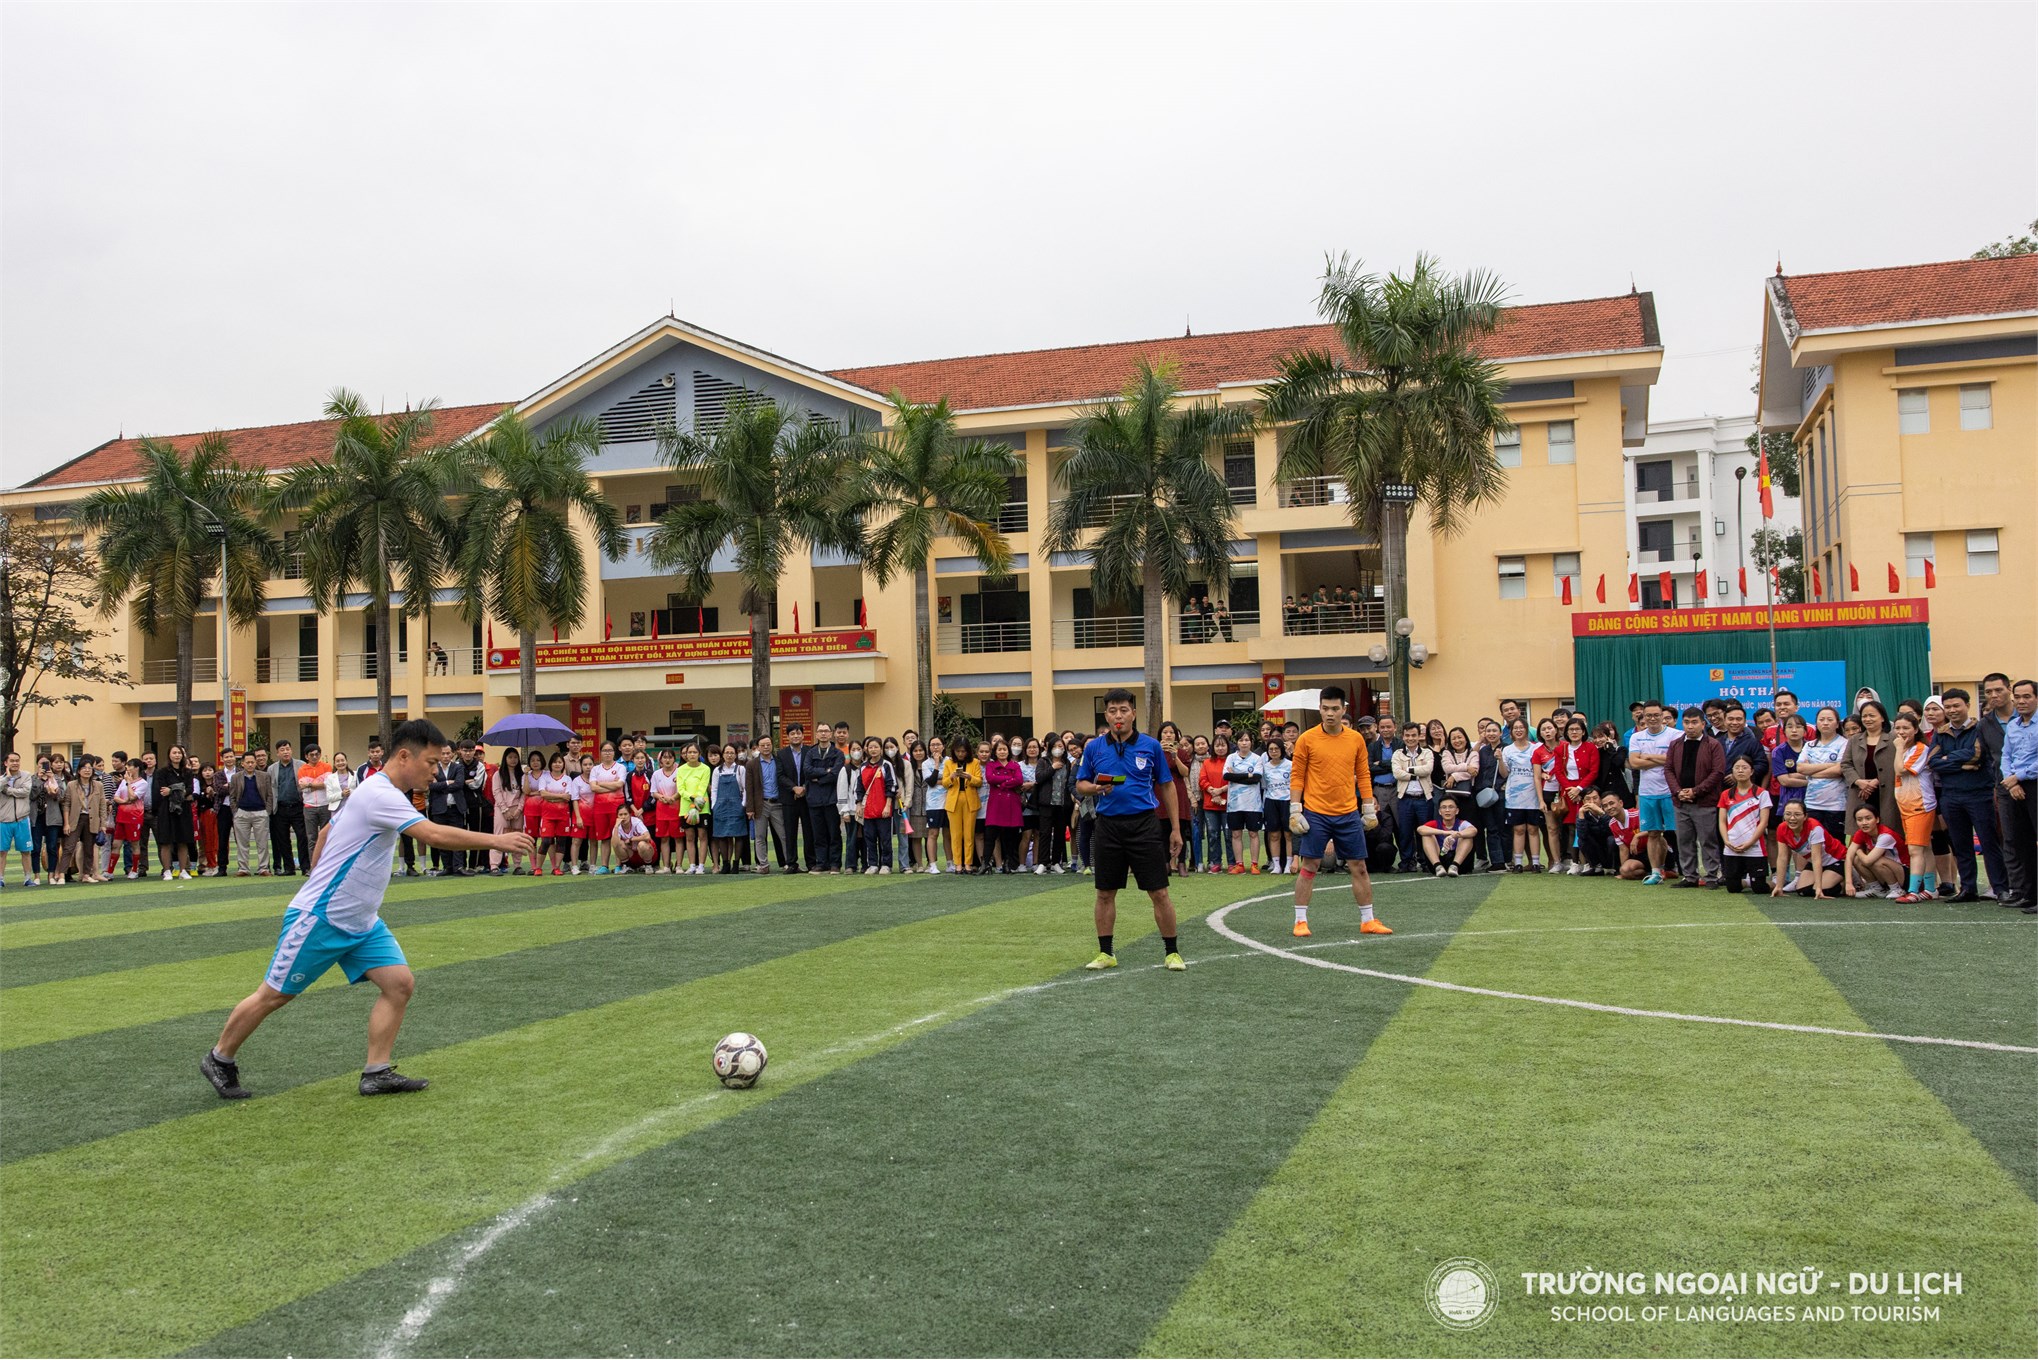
[200,719,534,1099]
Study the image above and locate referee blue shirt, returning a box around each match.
[1075,731,1172,815]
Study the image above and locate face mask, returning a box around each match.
[1052,747,1065,758]
[884,745,897,756]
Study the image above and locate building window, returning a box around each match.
[1904,532,1934,580]
[1222,440,1256,505]
[1495,429,1521,468]
[1960,384,1993,431]
[1552,552,1580,593]
[1966,529,1999,576]
[1497,556,1526,600]
[1897,389,1928,435]
[1546,420,1576,465]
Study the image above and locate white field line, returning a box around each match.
[1206,893,2038,1056]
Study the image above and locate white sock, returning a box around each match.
[1294,905,1308,923]
[1359,904,1375,923]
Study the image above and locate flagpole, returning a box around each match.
[1759,439,1780,700]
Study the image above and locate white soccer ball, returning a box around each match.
[712,1032,768,1089]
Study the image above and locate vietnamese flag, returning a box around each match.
[486,621,494,653]
[1658,570,1674,604]
[552,625,559,643]
[1561,575,1573,606]
[1595,573,1606,604]
[1757,442,1775,519]
[1923,559,1937,589]
[793,602,802,633]
[1849,562,1860,594]
[697,605,705,636]
[604,609,613,641]
[1627,572,1639,604]
[1887,562,1901,594]
[1695,570,1708,601]
[1810,564,1823,599]
[1737,567,1748,598]
[650,610,659,640]
[857,597,868,628]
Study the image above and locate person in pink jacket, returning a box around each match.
[983,738,1026,874]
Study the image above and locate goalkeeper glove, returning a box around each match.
[1288,809,1308,836]
[1361,800,1378,831]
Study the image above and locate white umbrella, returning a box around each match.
[1259,687,1322,714]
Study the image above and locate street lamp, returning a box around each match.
[181,493,230,757]
[1378,482,1420,728]
[1733,465,1748,603]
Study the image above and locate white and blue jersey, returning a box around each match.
[1074,731,1173,816]
[1223,751,1265,814]
[264,772,422,995]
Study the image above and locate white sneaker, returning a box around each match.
[163,869,174,881]
[181,869,194,880]
[1855,883,1884,898]
[694,864,707,875]
[1566,861,1582,875]
[879,866,891,875]
[571,865,581,875]
[864,866,877,876]
[1546,861,1564,874]
[927,864,940,874]
[1034,865,1045,874]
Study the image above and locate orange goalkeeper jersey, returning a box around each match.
[1290,725,1373,815]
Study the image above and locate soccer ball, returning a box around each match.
[712,1032,768,1089]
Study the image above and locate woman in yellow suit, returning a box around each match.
[941,739,985,872]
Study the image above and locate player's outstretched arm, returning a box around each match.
[408,817,533,859]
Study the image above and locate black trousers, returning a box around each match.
[1999,782,2036,907]
[1575,817,1619,871]
[994,824,1022,869]
[465,798,488,869]
[431,809,467,872]
[214,806,233,871]
[805,802,840,870]
[1720,853,1769,893]
[270,804,308,874]
[1042,803,1070,867]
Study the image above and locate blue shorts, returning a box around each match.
[264,911,407,995]
[1638,794,1676,833]
[1297,808,1367,862]
[0,819,30,854]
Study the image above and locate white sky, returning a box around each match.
[4,1,2034,485]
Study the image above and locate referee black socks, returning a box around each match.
[1098,934,1113,956]
[1162,936,1178,957]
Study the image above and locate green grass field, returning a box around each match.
[2,864,2033,1357]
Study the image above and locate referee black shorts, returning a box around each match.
[1093,811,1170,893]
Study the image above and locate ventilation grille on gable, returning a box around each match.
[597,375,677,445]
[693,371,769,433]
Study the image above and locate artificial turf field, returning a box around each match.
[2,864,2033,1358]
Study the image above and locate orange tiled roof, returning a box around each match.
[23,402,509,489]
[829,293,1660,411]
[1776,255,2038,334]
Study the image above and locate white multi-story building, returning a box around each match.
[1625,415,1802,608]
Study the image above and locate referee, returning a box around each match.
[1074,688,1186,971]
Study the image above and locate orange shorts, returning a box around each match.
[1900,807,1936,849]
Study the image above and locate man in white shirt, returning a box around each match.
[199,719,533,1100]
[1626,700,1679,885]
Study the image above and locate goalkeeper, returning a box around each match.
[1287,686,1391,939]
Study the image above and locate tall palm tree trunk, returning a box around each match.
[1383,500,1410,731]
[174,616,195,753]
[519,627,537,714]
[913,565,934,737]
[750,601,772,744]
[374,594,395,747]
[1141,557,1165,733]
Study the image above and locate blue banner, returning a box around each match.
[1661,661,1846,716]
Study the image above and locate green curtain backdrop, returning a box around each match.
[1573,623,1931,722]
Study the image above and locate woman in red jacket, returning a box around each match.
[1554,715,1599,875]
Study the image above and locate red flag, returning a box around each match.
[486,622,494,652]
[1595,573,1606,604]
[1658,570,1674,604]
[552,625,559,643]
[857,597,867,628]
[793,602,801,633]
[1887,562,1900,593]
[1848,562,1860,594]
[1810,564,1823,599]
[1695,570,1708,601]
[604,609,613,641]
[650,610,659,640]
[1757,442,1775,519]
[696,605,705,636]
[1561,575,1573,606]
[1627,572,1639,604]
[1737,567,1748,598]
[1923,559,1936,589]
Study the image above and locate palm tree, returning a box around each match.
[1042,361,1255,732]
[451,411,626,715]
[644,400,866,743]
[857,395,1021,736]
[80,434,277,754]
[1262,255,1512,729]
[271,390,460,747]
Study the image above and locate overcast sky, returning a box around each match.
[4,1,2034,485]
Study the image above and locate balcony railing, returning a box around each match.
[281,551,307,580]
[1227,484,1256,506]
[422,646,486,677]
[141,658,219,684]
[1053,616,1145,649]
[936,620,1032,654]
[1047,494,1146,531]
[254,656,319,683]
[993,500,1029,534]
[335,653,412,681]
[1280,601,1386,635]
[1281,476,1354,508]
[1176,610,1260,644]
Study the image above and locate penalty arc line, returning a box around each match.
[1206,892,2038,1056]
